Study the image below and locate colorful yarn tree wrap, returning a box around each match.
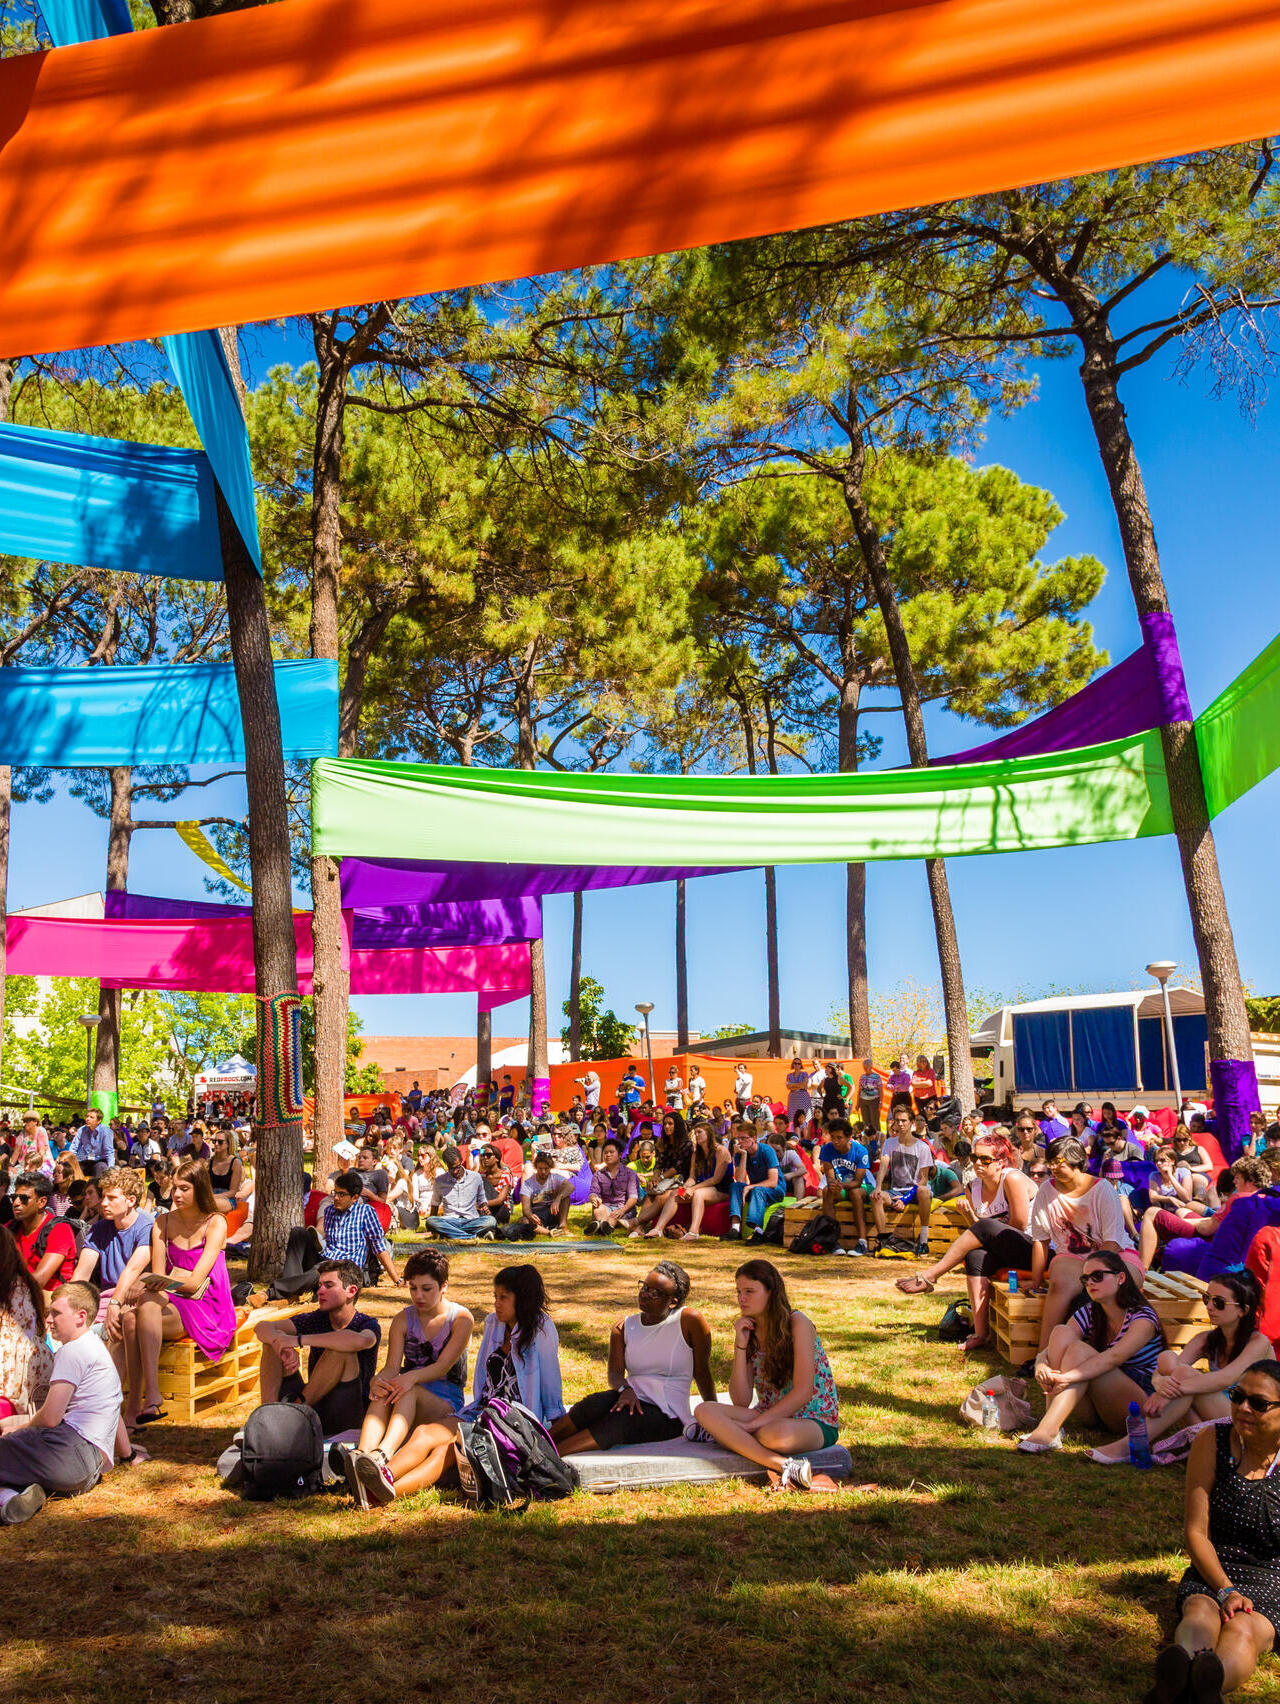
[255,993,303,1128]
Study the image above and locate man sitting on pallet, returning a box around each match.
[870,1105,933,1258]
[256,1260,382,1438]
[269,1171,400,1299]
[818,1120,871,1255]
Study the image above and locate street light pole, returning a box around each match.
[78,1013,102,1117]
[1146,961,1182,1109]
[635,1002,656,1103]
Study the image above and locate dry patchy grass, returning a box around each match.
[5,1245,1279,1704]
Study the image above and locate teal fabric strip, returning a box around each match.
[0,420,222,581]
[0,659,338,766]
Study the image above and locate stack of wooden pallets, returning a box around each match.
[780,1196,970,1257]
[991,1269,1210,1364]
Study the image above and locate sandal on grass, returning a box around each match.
[1015,1432,1063,1454]
[894,1274,935,1294]
[133,1406,168,1426]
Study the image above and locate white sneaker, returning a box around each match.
[778,1456,813,1491]
[353,1448,397,1506]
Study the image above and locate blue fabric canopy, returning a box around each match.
[36,0,262,573]
[0,659,338,766]
[0,421,223,581]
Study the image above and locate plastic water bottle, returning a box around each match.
[980,1388,999,1430]
[1008,1271,1019,1294]
[1127,1401,1154,1468]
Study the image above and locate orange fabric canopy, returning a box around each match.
[2,0,1279,355]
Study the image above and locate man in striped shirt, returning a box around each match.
[269,1170,400,1298]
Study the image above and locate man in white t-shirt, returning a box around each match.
[687,1065,706,1105]
[734,1065,753,1111]
[575,1068,601,1111]
[871,1105,934,1255]
[0,1280,122,1525]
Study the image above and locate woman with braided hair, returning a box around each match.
[550,1262,715,1454]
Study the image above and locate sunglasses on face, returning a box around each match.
[1082,1269,1115,1286]
[1228,1387,1280,1414]
[1207,1295,1238,1312]
[14,1192,37,1205]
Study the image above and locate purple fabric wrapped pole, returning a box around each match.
[938,612,1192,766]
[104,888,542,946]
[1210,1057,1263,1161]
[339,859,741,907]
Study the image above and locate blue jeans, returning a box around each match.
[426,1214,496,1240]
[728,1181,785,1230]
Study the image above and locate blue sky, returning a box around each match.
[9,310,1279,1043]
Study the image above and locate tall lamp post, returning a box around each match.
[1146,960,1182,1110]
[635,1002,656,1102]
[78,1013,102,1116]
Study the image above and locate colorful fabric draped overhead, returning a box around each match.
[0,421,222,581]
[5,911,530,1001]
[0,659,339,766]
[1194,631,1280,818]
[34,0,261,569]
[104,890,545,948]
[339,859,742,907]
[2,0,1279,354]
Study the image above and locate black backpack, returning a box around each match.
[937,1300,974,1343]
[35,1213,86,1262]
[457,1399,579,1511]
[788,1212,841,1255]
[238,1402,325,1500]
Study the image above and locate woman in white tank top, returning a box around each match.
[551,1262,716,1454]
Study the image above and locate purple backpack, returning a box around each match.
[457,1398,578,1511]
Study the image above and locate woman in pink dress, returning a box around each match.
[119,1158,236,1426]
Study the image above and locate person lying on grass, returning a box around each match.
[1145,1361,1280,1704]
[692,1259,841,1492]
[895,1132,1034,1352]
[334,1248,472,1508]
[551,1262,714,1454]
[1089,1267,1273,1465]
[1015,1249,1163,1454]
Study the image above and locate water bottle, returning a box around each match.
[1127,1400,1154,1468]
[1008,1271,1019,1294]
[980,1388,999,1430]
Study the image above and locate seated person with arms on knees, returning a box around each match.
[463,1264,564,1426]
[1015,1249,1162,1454]
[725,1122,784,1244]
[675,1121,732,1242]
[587,1139,640,1235]
[270,1169,400,1297]
[521,1151,573,1237]
[10,1172,79,1293]
[119,1159,236,1428]
[334,1249,473,1507]
[896,1132,1034,1352]
[73,1166,154,1323]
[629,1115,692,1240]
[256,1259,382,1437]
[819,1119,871,1254]
[552,1262,715,1454]
[693,1259,841,1492]
[425,1147,497,1241]
[0,1281,121,1526]
[870,1104,934,1256]
[1145,1361,1280,1704]
[1091,1267,1273,1465]
[1025,1135,1141,1356]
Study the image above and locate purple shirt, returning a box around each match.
[590,1163,640,1209]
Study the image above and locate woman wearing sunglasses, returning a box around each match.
[1016,1249,1162,1453]
[1089,1269,1272,1466]
[1147,1361,1280,1704]
[894,1133,1034,1354]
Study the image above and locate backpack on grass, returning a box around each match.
[788,1213,841,1255]
[456,1399,578,1511]
[238,1402,325,1500]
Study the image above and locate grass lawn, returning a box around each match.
[6,1244,1278,1704]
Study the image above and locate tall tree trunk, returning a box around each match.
[515,664,548,1108]
[568,889,583,1061]
[764,866,781,1055]
[476,1007,492,1107]
[91,765,132,1112]
[675,878,689,1052]
[838,668,871,1054]
[308,327,351,1191]
[844,448,975,1110]
[1079,344,1252,1069]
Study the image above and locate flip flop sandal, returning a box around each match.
[133,1407,168,1426]
[894,1275,936,1294]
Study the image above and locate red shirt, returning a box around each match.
[490,1136,524,1172]
[15,1210,77,1286]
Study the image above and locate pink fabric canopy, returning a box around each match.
[6,913,529,1004]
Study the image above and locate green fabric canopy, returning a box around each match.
[311,635,1278,869]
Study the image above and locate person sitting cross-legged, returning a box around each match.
[424,1147,497,1241]
[269,1170,400,1298]
[256,1259,382,1437]
[0,1281,121,1527]
[587,1139,640,1235]
[552,1262,715,1454]
[693,1259,841,1492]
[521,1151,573,1237]
[335,1249,473,1507]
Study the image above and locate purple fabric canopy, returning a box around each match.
[339,859,742,907]
[938,611,1191,766]
[104,889,542,946]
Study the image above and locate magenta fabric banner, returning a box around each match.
[104,889,543,947]
[348,943,531,1002]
